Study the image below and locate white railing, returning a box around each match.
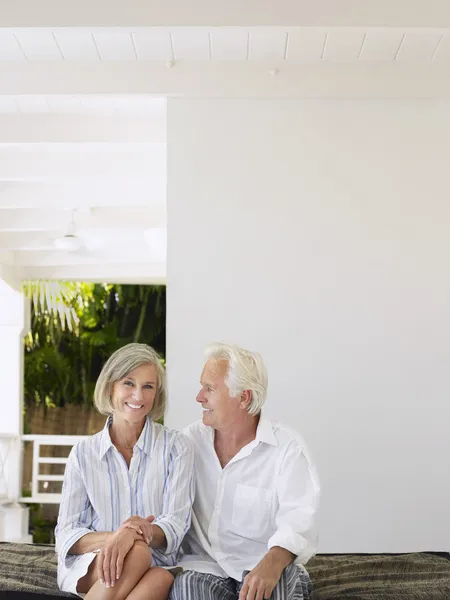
[20,434,88,504]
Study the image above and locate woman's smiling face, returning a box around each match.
[111,363,158,425]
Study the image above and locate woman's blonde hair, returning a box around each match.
[94,343,166,421]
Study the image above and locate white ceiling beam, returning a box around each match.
[0,231,61,249]
[1,61,450,98]
[0,145,165,180]
[0,229,164,249]
[20,263,165,284]
[0,115,166,143]
[0,207,166,231]
[1,1,450,28]
[0,263,24,287]
[12,248,161,266]
[0,180,165,209]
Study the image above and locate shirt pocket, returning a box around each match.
[231,483,272,540]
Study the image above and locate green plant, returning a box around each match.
[23,283,166,409]
[28,503,57,544]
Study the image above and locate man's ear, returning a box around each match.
[239,389,252,410]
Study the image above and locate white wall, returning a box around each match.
[166,98,450,553]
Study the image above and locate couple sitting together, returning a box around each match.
[55,342,320,600]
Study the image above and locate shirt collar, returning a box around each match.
[99,416,113,458]
[203,415,278,447]
[99,415,153,459]
[255,417,278,447]
[135,417,153,456]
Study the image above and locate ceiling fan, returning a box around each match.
[54,209,83,252]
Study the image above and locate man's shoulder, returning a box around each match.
[268,419,310,452]
[183,419,206,436]
[153,421,193,451]
[183,420,209,441]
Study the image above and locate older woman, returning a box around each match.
[55,343,194,600]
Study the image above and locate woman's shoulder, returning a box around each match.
[70,428,105,460]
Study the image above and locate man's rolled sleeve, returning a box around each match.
[152,433,195,558]
[55,444,94,564]
[268,440,320,564]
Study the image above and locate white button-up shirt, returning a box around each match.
[180,418,320,581]
[55,417,195,588]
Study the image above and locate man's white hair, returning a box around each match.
[205,343,268,415]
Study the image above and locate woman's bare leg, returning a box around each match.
[76,556,99,594]
[77,542,151,600]
[125,567,174,600]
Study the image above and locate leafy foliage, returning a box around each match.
[23,280,79,332]
[23,282,166,408]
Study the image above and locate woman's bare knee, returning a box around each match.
[122,541,151,574]
[149,567,174,596]
[121,567,173,600]
[153,567,174,587]
[76,543,150,597]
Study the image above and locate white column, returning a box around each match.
[0,276,32,542]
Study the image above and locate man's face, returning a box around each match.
[196,359,242,429]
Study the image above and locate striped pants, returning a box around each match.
[169,564,312,600]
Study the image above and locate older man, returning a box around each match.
[170,343,320,600]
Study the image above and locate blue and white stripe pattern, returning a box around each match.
[170,564,312,600]
[55,416,195,583]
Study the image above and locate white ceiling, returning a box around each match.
[0,27,450,63]
[1,19,450,284]
[0,98,167,283]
